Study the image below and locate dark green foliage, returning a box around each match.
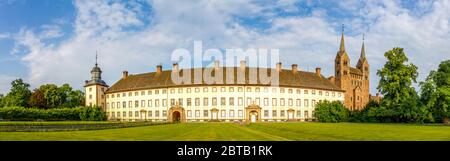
[0,106,106,121]
[313,101,349,123]
[420,60,450,123]
[3,79,31,107]
[29,89,47,109]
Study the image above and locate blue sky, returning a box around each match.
[0,0,449,95]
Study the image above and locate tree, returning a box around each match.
[376,47,428,122]
[313,101,349,123]
[0,94,4,107]
[29,89,47,109]
[3,79,31,107]
[38,84,62,108]
[421,60,450,124]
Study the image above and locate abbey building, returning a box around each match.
[84,28,370,122]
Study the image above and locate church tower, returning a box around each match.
[84,54,108,109]
[334,25,352,108]
[356,35,370,108]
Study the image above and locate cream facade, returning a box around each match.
[104,85,344,122]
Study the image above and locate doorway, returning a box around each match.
[173,111,181,122]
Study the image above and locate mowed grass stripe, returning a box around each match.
[1,122,450,141]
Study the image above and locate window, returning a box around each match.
[272,88,277,93]
[272,98,277,106]
[238,87,243,92]
[203,110,208,117]
[170,89,175,94]
[195,98,200,106]
[319,91,322,95]
[123,101,127,108]
[89,87,92,92]
[221,87,226,92]
[280,110,285,117]
[155,111,159,117]
[264,110,269,117]
[195,88,200,93]
[178,88,183,93]
[212,87,217,92]
[288,89,293,93]
[203,98,208,106]
[255,87,260,92]
[304,90,308,94]
[255,98,260,105]
[296,89,301,94]
[162,99,167,107]
[229,110,235,117]
[304,111,309,118]
[247,97,252,105]
[117,93,120,98]
[296,110,301,117]
[238,97,243,106]
[338,93,342,97]
[212,98,217,106]
[195,110,200,117]
[288,99,293,106]
[246,87,251,92]
[187,98,192,106]
[111,102,115,109]
[264,98,269,106]
[221,97,226,106]
[229,87,234,92]
[122,93,126,97]
[272,110,277,117]
[128,101,132,108]
[117,102,120,108]
[178,98,183,105]
[135,92,139,96]
[264,87,269,93]
[148,100,152,107]
[280,88,285,93]
[148,90,152,95]
[238,110,243,117]
[280,98,285,106]
[162,110,167,117]
[187,88,191,93]
[221,110,226,117]
[296,99,301,107]
[123,111,126,117]
[148,111,152,117]
[106,103,109,109]
[117,112,120,118]
[135,111,139,117]
[203,87,208,92]
[304,99,309,107]
[162,89,167,94]
[89,95,92,99]
[229,97,234,106]
[128,92,132,96]
[332,92,335,97]
[111,112,115,118]
[170,99,175,106]
[128,111,132,117]
[155,90,159,95]
[187,110,192,117]
[141,91,145,96]
[155,99,160,107]
[312,90,316,95]
[141,100,145,107]
[135,101,139,108]
[106,95,109,99]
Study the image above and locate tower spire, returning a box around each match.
[95,51,98,67]
[360,34,366,59]
[339,24,345,52]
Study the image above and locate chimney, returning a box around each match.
[214,60,220,70]
[276,62,282,72]
[240,60,246,71]
[122,71,128,79]
[291,64,298,73]
[315,67,321,76]
[156,64,162,73]
[172,63,179,73]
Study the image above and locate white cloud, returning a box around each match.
[0,75,17,95]
[0,33,9,39]
[11,0,450,95]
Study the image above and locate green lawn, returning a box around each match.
[1,122,450,141]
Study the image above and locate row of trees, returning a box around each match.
[0,79,85,109]
[314,47,450,124]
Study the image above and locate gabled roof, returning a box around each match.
[350,67,363,75]
[106,67,343,93]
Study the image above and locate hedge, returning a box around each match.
[0,106,106,121]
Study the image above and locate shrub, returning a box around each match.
[313,101,349,123]
[0,106,106,121]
